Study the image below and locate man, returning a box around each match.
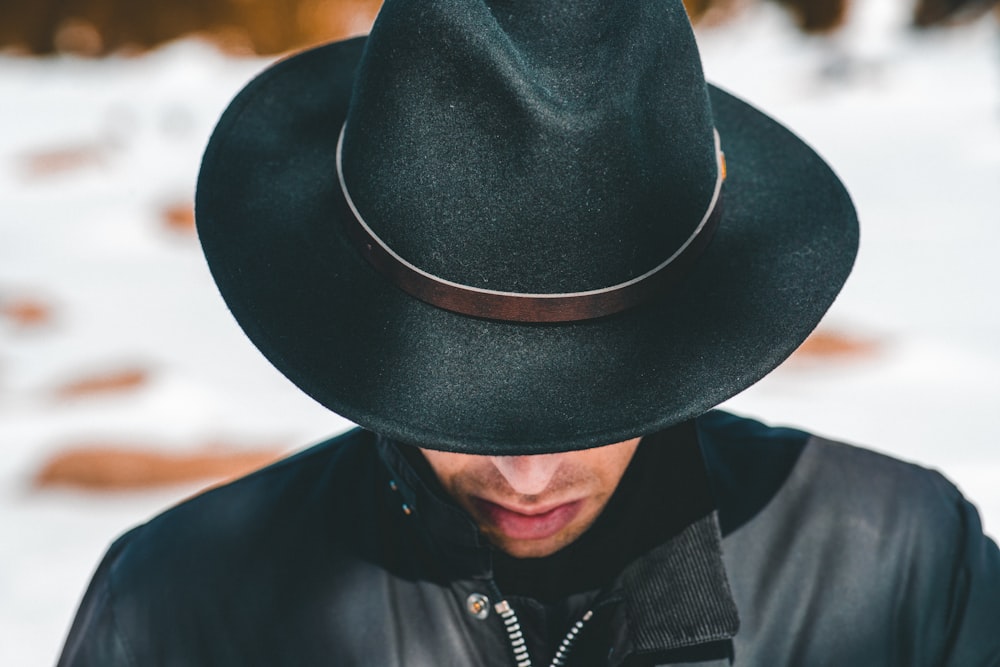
[59,0,1000,665]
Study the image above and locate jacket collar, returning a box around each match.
[616,512,738,656]
[375,417,739,657]
[376,436,494,578]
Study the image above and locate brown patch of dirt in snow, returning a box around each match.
[791,329,880,360]
[1,297,55,329]
[18,143,107,180]
[53,367,150,399]
[161,201,196,235]
[34,442,286,491]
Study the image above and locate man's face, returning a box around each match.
[420,438,641,558]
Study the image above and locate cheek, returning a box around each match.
[420,450,462,478]
[420,451,491,495]
[587,449,638,488]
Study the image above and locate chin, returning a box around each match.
[494,533,576,559]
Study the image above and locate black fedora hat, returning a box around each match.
[196,0,858,455]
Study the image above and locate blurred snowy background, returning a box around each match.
[1,0,998,663]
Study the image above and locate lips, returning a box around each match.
[472,498,584,541]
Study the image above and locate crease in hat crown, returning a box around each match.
[337,0,722,297]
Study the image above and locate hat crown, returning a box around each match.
[340,0,718,294]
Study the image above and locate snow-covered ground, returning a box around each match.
[2,3,998,664]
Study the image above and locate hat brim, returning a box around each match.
[196,37,858,455]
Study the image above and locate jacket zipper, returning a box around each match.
[494,599,595,667]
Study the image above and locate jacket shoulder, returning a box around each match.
[698,409,965,536]
[58,428,385,666]
[127,427,379,553]
[701,411,1000,666]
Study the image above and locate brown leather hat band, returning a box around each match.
[336,127,725,323]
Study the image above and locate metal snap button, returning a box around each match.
[466,593,490,619]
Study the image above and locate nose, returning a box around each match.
[489,454,562,496]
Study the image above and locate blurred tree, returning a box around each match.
[912,0,1000,27]
[0,0,382,56]
[772,0,849,32]
[0,0,994,57]
[684,0,851,32]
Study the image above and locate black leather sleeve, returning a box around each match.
[57,531,138,667]
[939,495,1000,666]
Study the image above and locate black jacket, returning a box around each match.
[58,411,1000,666]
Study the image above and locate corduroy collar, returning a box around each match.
[375,417,739,659]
